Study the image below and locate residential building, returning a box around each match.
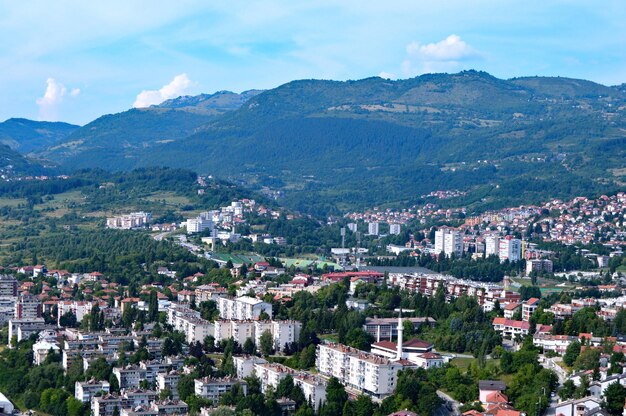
[156,370,181,399]
[75,379,110,403]
[499,236,522,262]
[293,373,327,412]
[363,317,435,342]
[434,228,463,258]
[526,259,553,274]
[555,397,602,416]
[232,355,267,379]
[503,303,520,319]
[0,275,18,297]
[316,342,404,398]
[194,377,247,403]
[33,339,60,365]
[368,222,379,236]
[491,318,530,338]
[479,380,507,405]
[522,298,540,322]
[15,294,41,319]
[217,296,272,320]
[485,235,500,257]
[389,223,401,235]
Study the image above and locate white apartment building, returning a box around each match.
[233,355,267,379]
[293,373,327,412]
[194,377,247,403]
[195,285,228,303]
[485,235,500,257]
[33,339,60,365]
[214,320,255,345]
[156,371,181,399]
[57,300,98,327]
[522,297,540,322]
[75,379,110,403]
[499,236,522,262]
[217,296,272,320]
[186,213,214,234]
[368,222,379,236]
[113,365,146,389]
[167,303,214,343]
[389,223,401,235]
[106,212,152,229]
[254,320,301,352]
[254,362,294,392]
[316,343,403,398]
[434,228,463,258]
[532,334,576,354]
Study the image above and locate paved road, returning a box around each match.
[436,390,461,416]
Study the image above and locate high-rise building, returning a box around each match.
[485,235,500,257]
[499,236,522,262]
[434,228,462,258]
[389,223,401,235]
[15,294,41,319]
[0,275,18,297]
[347,223,358,233]
[368,222,379,236]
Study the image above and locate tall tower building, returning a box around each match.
[499,236,522,262]
[485,235,500,257]
[435,228,463,258]
[368,222,379,236]
[396,309,403,361]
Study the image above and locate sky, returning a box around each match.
[1,1,625,125]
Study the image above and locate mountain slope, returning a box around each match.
[0,118,79,153]
[39,91,261,169]
[0,143,48,178]
[38,71,626,215]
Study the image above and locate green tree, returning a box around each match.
[259,330,274,357]
[563,341,581,366]
[148,290,159,322]
[603,382,626,415]
[243,338,256,355]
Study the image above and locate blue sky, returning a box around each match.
[1,1,625,125]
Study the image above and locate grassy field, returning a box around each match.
[0,197,26,207]
[144,191,192,207]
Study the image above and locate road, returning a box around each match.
[435,390,461,416]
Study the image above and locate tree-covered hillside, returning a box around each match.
[0,118,78,153]
[35,71,626,215]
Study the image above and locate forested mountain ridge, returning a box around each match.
[34,71,626,215]
[0,143,49,177]
[0,118,79,153]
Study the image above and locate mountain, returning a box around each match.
[0,118,79,153]
[37,71,626,215]
[38,90,261,170]
[0,143,48,178]
[155,90,263,114]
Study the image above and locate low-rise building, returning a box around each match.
[492,318,530,338]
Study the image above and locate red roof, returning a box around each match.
[492,317,530,330]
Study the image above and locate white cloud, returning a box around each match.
[394,34,481,77]
[133,73,193,108]
[36,78,67,121]
[378,71,397,80]
[406,34,476,61]
[70,88,81,97]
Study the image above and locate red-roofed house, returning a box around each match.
[492,318,530,338]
